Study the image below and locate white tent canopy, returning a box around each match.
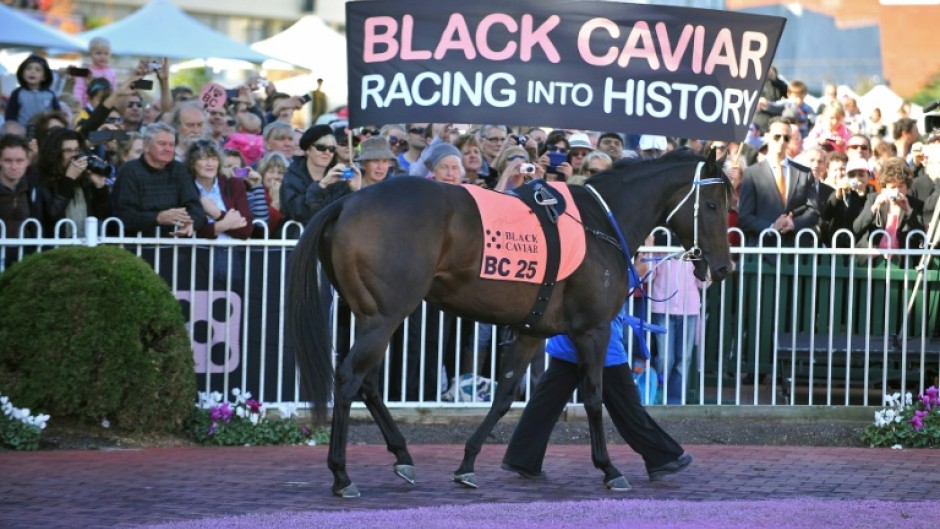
[251,15,347,104]
[79,0,271,63]
[858,84,923,126]
[0,3,86,51]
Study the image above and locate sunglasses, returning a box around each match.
[408,127,425,135]
[508,154,528,162]
[547,145,568,154]
[360,128,381,136]
[387,136,408,147]
[126,101,143,108]
[771,134,791,142]
[712,144,728,151]
[313,144,336,153]
[848,144,870,151]
[104,117,123,124]
[337,138,360,147]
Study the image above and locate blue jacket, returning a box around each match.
[546,310,629,367]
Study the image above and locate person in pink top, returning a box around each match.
[803,101,851,153]
[73,37,117,107]
[646,233,708,405]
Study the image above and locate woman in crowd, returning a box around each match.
[494,145,543,191]
[113,132,143,171]
[537,132,573,182]
[280,124,360,226]
[424,142,465,185]
[247,151,288,238]
[573,151,612,185]
[455,134,487,187]
[32,127,111,237]
[356,136,396,187]
[186,140,252,241]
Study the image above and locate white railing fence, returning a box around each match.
[3,218,939,409]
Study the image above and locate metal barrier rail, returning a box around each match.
[3,218,939,409]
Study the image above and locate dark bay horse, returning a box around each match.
[286,148,733,497]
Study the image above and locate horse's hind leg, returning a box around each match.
[571,330,629,491]
[328,319,400,498]
[454,334,543,488]
[359,367,416,485]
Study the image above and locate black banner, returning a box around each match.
[347,0,785,140]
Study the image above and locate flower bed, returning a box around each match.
[190,388,327,447]
[860,386,940,448]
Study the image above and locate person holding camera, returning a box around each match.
[280,125,359,227]
[31,127,111,237]
[853,156,923,263]
[494,145,543,192]
[536,132,574,182]
[820,157,871,248]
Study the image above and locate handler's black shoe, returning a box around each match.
[501,462,545,479]
[647,453,693,481]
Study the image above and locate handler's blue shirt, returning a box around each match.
[545,311,628,367]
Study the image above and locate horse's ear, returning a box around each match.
[705,145,718,166]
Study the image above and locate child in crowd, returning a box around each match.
[73,37,118,107]
[4,54,61,126]
[784,80,815,138]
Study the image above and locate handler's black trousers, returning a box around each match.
[503,357,684,474]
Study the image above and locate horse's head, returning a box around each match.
[664,148,733,282]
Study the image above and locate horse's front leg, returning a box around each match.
[571,329,630,491]
[454,333,543,489]
[359,366,416,485]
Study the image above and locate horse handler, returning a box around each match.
[501,307,692,486]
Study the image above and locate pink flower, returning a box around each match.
[909,410,928,432]
[246,399,262,414]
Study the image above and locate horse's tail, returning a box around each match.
[286,200,343,424]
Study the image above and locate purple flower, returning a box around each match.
[208,422,218,436]
[246,399,262,414]
[909,410,928,431]
[210,402,234,423]
[302,426,310,435]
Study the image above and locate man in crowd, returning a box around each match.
[738,117,819,247]
[172,102,208,160]
[0,134,33,239]
[397,122,429,173]
[120,91,145,132]
[112,122,206,236]
[597,132,626,160]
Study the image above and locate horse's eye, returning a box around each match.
[706,202,718,211]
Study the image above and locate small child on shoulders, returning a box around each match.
[4,54,62,126]
[72,37,118,107]
[784,80,816,139]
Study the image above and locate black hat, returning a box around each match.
[299,125,334,151]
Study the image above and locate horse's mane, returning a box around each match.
[585,147,733,199]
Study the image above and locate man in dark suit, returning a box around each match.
[738,117,819,247]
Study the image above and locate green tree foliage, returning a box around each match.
[0,247,195,433]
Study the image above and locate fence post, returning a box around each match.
[84,217,99,247]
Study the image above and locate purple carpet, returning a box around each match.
[139,499,939,529]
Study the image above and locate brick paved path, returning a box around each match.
[3,443,939,528]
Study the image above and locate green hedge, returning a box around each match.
[0,247,195,433]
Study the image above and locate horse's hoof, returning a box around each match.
[332,483,361,498]
[605,476,631,492]
[453,472,478,489]
[394,464,416,485]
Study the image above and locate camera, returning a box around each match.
[88,130,129,144]
[886,189,899,201]
[148,60,161,72]
[519,163,536,174]
[514,135,527,145]
[78,153,113,176]
[67,66,91,77]
[341,167,355,179]
[849,179,861,191]
[233,167,249,178]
